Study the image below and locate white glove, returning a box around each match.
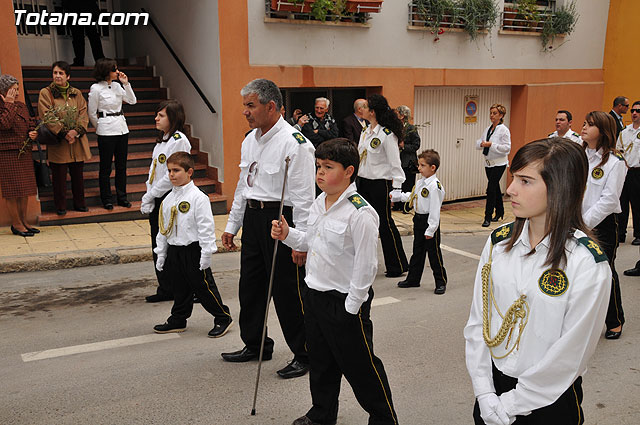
[390,189,403,203]
[477,393,511,425]
[140,193,155,214]
[155,255,166,272]
[199,252,212,270]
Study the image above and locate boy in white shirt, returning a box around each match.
[153,152,232,337]
[391,150,448,294]
[271,138,398,425]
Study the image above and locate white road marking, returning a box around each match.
[441,244,481,261]
[21,333,180,362]
[371,296,400,307]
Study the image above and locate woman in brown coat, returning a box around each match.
[0,74,39,236]
[38,61,91,215]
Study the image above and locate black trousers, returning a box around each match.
[97,134,129,205]
[239,204,308,362]
[618,167,640,239]
[50,161,85,211]
[473,363,584,425]
[356,177,408,275]
[305,288,398,425]
[593,214,625,330]
[164,242,231,327]
[484,165,506,221]
[405,214,447,287]
[149,191,172,297]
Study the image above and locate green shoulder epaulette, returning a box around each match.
[612,151,624,161]
[491,222,514,245]
[293,132,306,144]
[173,132,181,140]
[548,132,554,137]
[577,237,608,263]
[383,127,391,135]
[572,132,580,137]
[348,194,368,209]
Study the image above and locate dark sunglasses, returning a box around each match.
[631,109,640,114]
[623,104,630,107]
[111,66,118,72]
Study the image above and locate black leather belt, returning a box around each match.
[97,110,123,118]
[247,199,281,209]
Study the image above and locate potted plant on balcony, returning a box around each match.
[413,0,457,33]
[515,0,540,31]
[270,0,382,20]
[502,2,517,30]
[541,0,578,49]
[459,0,498,41]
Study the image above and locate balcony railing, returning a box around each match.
[265,0,377,24]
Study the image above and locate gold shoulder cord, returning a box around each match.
[158,200,178,236]
[148,158,158,184]
[481,244,530,359]
[359,149,367,165]
[403,185,417,214]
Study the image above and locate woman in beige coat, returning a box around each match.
[38,61,91,215]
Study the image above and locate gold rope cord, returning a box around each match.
[403,185,417,214]
[481,244,530,359]
[148,158,158,184]
[158,201,178,236]
[359,149,367,165]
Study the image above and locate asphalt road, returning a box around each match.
[0,233,638,424]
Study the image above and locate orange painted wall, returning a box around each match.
[218,1,604,203]
[602,0,640,126]
[0,0,40,226]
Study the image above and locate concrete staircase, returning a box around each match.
[22,64,227,225]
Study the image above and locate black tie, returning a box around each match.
[483,126,496,156]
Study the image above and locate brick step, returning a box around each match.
[22,65,153,79]
[38,194,229,226]
[22,76,160,91]
[27,87,167,101]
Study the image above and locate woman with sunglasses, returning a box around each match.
[88,58,137,210]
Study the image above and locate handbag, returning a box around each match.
[33,139,52,188]
[36,122,61,145]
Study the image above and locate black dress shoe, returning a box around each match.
[208,320,233,338]
[221,346,272,362]
[632,238,640,246]
[434,285,446,295]
[153,322,186,333]
[482,219,491,227]
[103,203,114,210]
[193,294,200,303]
[74,206,89,212]
[56,209,67,216]
[145,294,173,303]
[25,226,40,233]
[491,213,503,222]
[11,226,34,237]
[118,200,132,208]
[385,270,405,278]
[397,280,420,288]
[277,360,310,379]
[292,416,324,425]
[623,267,640,277]
[605,328,622,340]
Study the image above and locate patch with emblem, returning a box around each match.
[637,133,640,140]
[573,132,580,138]
[173,133,181,140]
[178,201,190,213]
[538,269,569,297]
[158,153,167,164]
[348,194,368,209]
[370,138,381,149]
[577,237,608,263]
[383,127,391,135]
[293,132,306,144]
[612,151,624,161]
[491,222,514,245]
[421,188,429,197]
[591,167,604,179]
[436,181,442,190]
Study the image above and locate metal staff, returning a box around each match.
[251,156,291,416]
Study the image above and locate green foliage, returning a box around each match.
[541,1,578,48]
[414,0,457,33]
[459,0,499,41]
[291,0,347,21]
[515,0,540,24]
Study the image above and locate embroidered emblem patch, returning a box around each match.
[173,133,181,140]
[491,223,514,245]
[348,194,368,209]
[293,132,306,144]
[637,133,640,140]
[612,151,624,161]
[591,167,604,179]
[538,269,569,297]
[158,154,167,164]
[370,138,381,149]
[178,201,190,213]
[421,188,429,197]
[577,237,608,263]
[436,181,442,190]
[383,127,391,135]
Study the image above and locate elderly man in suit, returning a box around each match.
[340,98,369,146]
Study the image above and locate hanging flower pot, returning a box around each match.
[270,0,311,13]
[344,0,383,13]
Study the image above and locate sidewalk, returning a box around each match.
[0,199,514,273]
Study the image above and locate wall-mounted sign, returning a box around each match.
[464,95,478,124]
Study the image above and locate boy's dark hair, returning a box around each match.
[156,99,186,141]
[166,151,194,173]
[315,138,359,183]
[418,149,440,170]
[51,61,71,77]
[557,110,572,122]
[633,101,640,108]
[93,58,118,82]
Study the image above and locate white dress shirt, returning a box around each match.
[224,116,316,235]
[283,183,380,314]
[143,131,192,200]
[581,148,627,229]
[464,221,611,417]
[358,124,405,188]
[87,81,137,136]
[616,124,640,168]
[154,181,217,256]
[548,128,582,144]
[476,123,511,167]
[398,174,445,237]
